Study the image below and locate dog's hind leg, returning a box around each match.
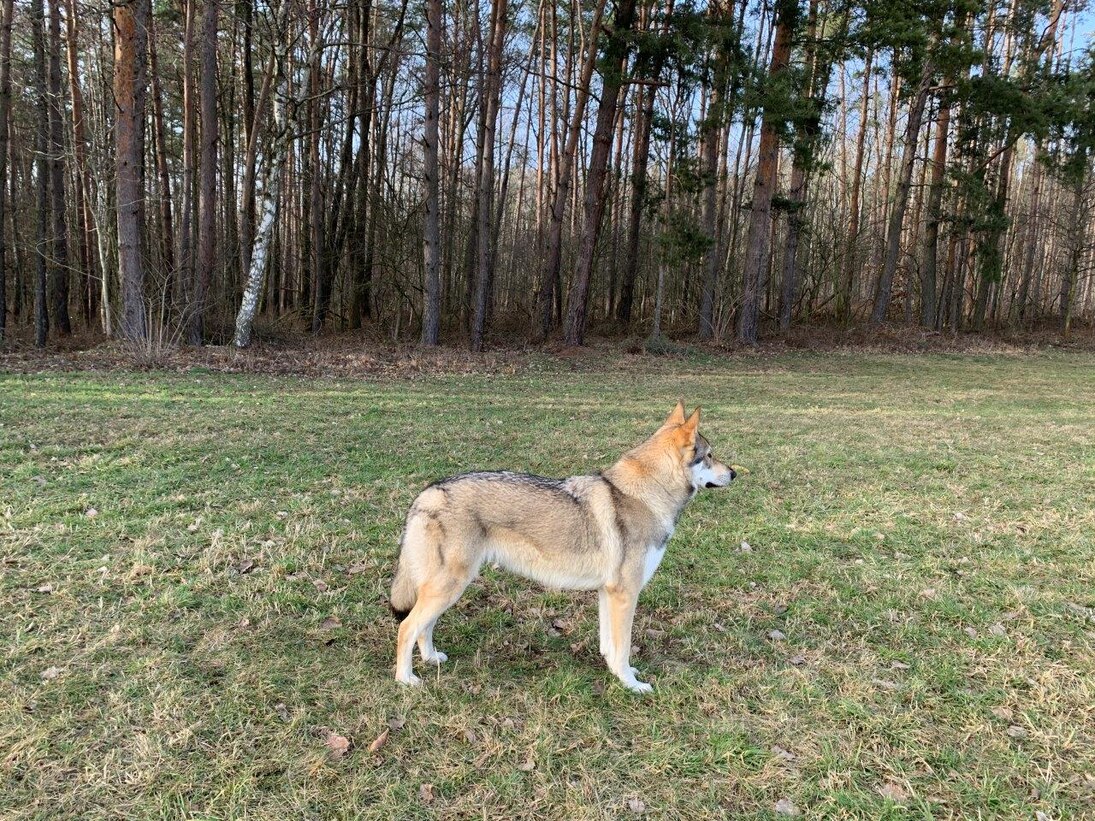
[395,571,472,685]
[417,620,447,664]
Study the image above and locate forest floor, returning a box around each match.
[2,350,1094,819]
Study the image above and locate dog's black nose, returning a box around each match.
[730,468,737,480]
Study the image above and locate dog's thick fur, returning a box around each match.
[390,402,735,692]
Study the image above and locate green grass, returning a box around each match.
[2,350,1094,819]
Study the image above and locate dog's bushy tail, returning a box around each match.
[389,556,416,622]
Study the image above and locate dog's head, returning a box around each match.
[659,401,736,490]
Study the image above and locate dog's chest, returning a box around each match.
[642,541,668,585]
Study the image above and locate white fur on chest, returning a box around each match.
[642,542,667,586]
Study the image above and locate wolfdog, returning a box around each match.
[390,402,736,692]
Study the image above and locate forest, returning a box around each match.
[0,0,1093,351]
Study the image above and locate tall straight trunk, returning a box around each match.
[114,0,148,341]
[838,48,872,322]
[32,0,50,346]
[305,2,325,330]
[699,5,728,340]
[470,0,508,351]
[617,82,655,325]
[1013,150,1043,326]
[47,0,70,335]
[193,0,218,343]
[420,0,442,345]
[63,0,94,325]
[350,0,379,327]
[870,64,932,325]
[737,0,795,344]
[0,0,11,341]
[563,0,637,346]
[921,87,952,329]
[777,0,821,333]
[148,14,175,283]
[179,0,196,328]
[1060,173,1085,336]
[651,102,676,339]
[971,146,1015,331]
[533,0,606,340]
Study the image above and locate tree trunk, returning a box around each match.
[870,64,932,325]
[179,0,196,334]
[115,0,149,342]
[563,0,637,347]
[148,14,175,285]
[0,0,11,342]
[420,0,442,346]
[238,56,274,296]
[698,10,728,340]
[471,0,508,351]
[307,3,330,333]
[777,0,821,333]
[32,0,50,346]
[920,87,952,329]
[1060,174,1085,337]
[235,71,290,349]
[47,0,71,335]
[837,48,872,323]
[737,0,795,345]
[1012,150,1043,326]
[617,82,655,326]
[194,0,218,343]
[63,0,96,325]
[533,0,606,340]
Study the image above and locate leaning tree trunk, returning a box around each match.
[235,49,299,347]
[420,0,442,346]
[233,95,288,348]
[0,0,12,342]
[563,0,637,347]
[32,0,49,346]
[533,0,605,340]
[871,64,932,326]
[114,0,149,342]
[737,0,794,345]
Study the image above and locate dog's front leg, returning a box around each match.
[604,586,651,693]
[600,587,639,677]
[598,589,610,658]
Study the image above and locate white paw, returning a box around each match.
[625,679,653,694]
[396,672,422,686]
[424,650,448,664]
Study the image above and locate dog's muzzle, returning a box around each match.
[705,467,736,489]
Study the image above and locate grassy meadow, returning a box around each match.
[1,350,1094,819]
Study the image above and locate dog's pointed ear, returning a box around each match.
[665,400,687,427]
[682,407,701,438]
